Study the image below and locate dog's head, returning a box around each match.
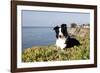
[53,24,68,39]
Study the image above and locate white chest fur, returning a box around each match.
[56,38,66,49]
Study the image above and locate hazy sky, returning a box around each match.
[22,10,90,27]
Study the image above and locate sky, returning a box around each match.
[22,10,90,27]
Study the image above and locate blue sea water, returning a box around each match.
[22,27,56,50]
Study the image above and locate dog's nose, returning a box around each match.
[59,35,62,38]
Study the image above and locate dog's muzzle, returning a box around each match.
[59,35,64,38]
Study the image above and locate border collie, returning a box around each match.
[53,24,80,49]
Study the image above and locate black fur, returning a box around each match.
[61,24,68,38]
[53,26,59,38]
[65,36,80,48]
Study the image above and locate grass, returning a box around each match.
[22,28,90,62]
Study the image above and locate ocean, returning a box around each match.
[22,27,56,50]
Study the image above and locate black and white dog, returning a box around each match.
[53,24,80,49]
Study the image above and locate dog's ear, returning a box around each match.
[61,24,67,29]
[61,24,68,37]
[53,26,59,30]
